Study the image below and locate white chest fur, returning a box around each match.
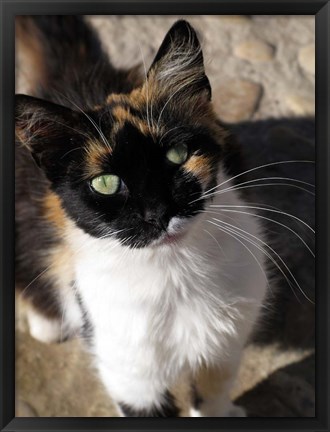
[68,187,267,408]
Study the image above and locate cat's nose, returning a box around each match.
[143,208,169,230]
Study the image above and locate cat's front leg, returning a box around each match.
[22,281,83,344]
[97,363,180,417]
[191,361,246,417]
[116,389,180,417]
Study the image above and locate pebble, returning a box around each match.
[220,15,251,25]
[234,39,275,62]
[298,44,315,75]
[286,94,315,115]
[213,80,263,123]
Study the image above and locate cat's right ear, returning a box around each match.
[15,94,84,181]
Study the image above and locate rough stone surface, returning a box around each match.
[298,44,315,75]
[15,15,315,418]
[234,39,275,62]
[235,350,315,417]
[216,15,251,25]
[15,318,119,417]
[212,79,262,123]
[15,400,38,417]
[286,94,315,116]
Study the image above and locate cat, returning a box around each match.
[15,16,269,417]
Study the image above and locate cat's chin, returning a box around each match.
[150,215,200,248]
[156,231,186,247]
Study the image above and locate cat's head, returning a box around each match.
[16,20,232,248]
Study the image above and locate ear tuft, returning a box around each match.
[15,94,76,149]
[150,20,201,67]
[148,20,211,100]
[16,95,43,149]
[15,94,85,180]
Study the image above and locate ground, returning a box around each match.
[15,15,315,417]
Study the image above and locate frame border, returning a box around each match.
[1,1,329,431]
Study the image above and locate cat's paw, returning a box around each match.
[26,303,82,344]
[27,309,63,344]
[189,408,202,417]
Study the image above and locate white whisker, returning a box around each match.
[48,119,91,140]
[217,182,315,197]
[200,160,315,199]
[209,205,315,234]
[157,77,204,129]
[202,207,314,257]
[138,42,153,134]
[53,90,112,152]
[203,229,228,259]
[209,218,314,304]
[205,220,272,294]
[18,228,129,300]
[159,126,185,146]
[199,176,315,202]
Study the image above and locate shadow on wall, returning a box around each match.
[229,117,315,350]
[235,353,315,417]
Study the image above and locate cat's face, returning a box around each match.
[16,20,230,248]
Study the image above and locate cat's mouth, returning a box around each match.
[114,217,193,248]
[155,230,186,246]
[150,217,190,247]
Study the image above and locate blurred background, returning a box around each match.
[15,15,315,417]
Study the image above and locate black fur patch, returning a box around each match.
[15,144,63,318]
[75,290,94,345]
[119,390,180,417]
[20,16,140,109]
[191,383,203,409]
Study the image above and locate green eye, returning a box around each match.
[166,143,188,165]
[91,174,121,195]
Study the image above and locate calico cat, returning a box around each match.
[15,16,269,417]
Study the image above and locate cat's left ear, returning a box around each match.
[148,20,211,101]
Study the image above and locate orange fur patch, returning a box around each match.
[42,195,75,297]
[112,106,131,123]
[84,139,111,179]
[183,155,213,185]
[43,192,67,231]
[46,243,74,292]
[129,87,147,111]
[112,105,150,136]
[106,94,126,105]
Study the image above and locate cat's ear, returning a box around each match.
[148,20,211,100]
[15,94,84,181]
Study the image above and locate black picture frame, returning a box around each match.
[1,1,329,431]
